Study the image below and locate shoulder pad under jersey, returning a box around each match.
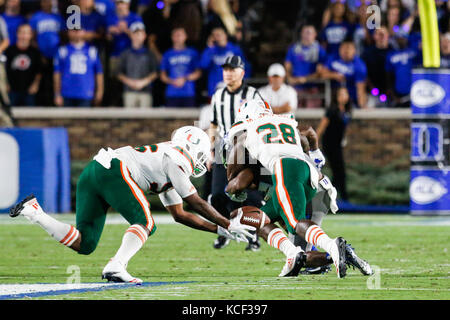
[164,143,195,176]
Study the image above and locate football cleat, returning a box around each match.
[9,194,43,220]
[279,247,307,277]
[102,258,143,284]
[299,265,332,275]
[213,236,231,249]
[345,244,373,276]
[245,234,260,252]
[329,237,347,278]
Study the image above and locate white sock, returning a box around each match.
[113,225,148,266]
[25,200,79,247]
[305,225,334,253]
[267,228,297,257]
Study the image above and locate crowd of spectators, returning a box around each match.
[0,0,448,116]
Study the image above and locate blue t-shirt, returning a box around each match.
[326,56,367,106]
[80,10,105,33]
[29,11,63,58]
[200,43,248,97]
[320,21,353,57]
[94,0,116,17]
[54,44,103,100]
[106,13,143,56]
[285,41,326,88]
[2,13,26,45]
[161,47,199,98]
[385,48,419,96]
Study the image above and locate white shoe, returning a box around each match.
[9,194,44,221]
[102,258,143,284]
[278,247,306,277]
[328,237,347,278]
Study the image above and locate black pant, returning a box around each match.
[210,163,264,219]
[323,142,348,201]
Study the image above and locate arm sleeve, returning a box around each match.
[163,155,197,199]
[159,188,183,207]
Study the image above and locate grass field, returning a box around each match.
[0,213,449,300]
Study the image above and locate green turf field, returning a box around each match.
[0,213,449,300]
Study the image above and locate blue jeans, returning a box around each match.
[165,96,196,107]
[63,98,92,107]
[9,92,36,106]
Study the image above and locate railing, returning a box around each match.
[11,107,412,120]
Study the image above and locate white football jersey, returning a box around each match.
[244,115,305,172]
[230,114,319,188]
[105,142,197,205]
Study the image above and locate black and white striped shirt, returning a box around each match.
[210,83,263,139]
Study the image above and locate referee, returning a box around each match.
[208,55,264,250]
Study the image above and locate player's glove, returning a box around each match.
[217,225,237,241]
[319,175,338,214]
[309,149,326,171]
[228,209,257,243]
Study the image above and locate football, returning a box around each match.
[230,206,270,230]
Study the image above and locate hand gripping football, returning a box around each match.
[230,206,270,231]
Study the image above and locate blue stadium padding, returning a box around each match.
[0,128,71,214]
[410,69,450,215]
[337,201,410,213]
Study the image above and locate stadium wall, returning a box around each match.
[12,108,411,167]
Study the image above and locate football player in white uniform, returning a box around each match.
[223,99,371,278]
[9,126,254,284]
[223,122,372,277]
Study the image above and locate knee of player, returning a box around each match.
[77,237,99,255]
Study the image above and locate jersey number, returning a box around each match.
[134,144,158,153]
[256,123,297,144]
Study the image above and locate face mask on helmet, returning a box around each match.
[172,126,210,178]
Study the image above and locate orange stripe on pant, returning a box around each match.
[119,162,154,230]
[275,159,298,230]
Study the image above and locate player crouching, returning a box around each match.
[10,126,254,284]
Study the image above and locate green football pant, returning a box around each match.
[261,158,317,234]
[76,158,156,255]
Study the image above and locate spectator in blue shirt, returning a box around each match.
[160,27,201,107]
[106,0,143,58]
[53,28,104,107]
[79,0,106,43]
[29,0,63,59]
[320,0,354,58]
[285,24,327,108]
[200,27,248,98]
[319,41,368,109]
[2,0,27,46]
[94,0,116,18]
[385,34,420,108]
